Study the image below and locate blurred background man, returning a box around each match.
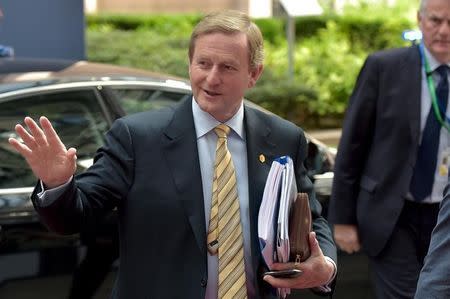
[329,0,450,298]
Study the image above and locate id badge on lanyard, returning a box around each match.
[439,147,450,176]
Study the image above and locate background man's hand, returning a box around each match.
[8,116,77,188]
[333,224,361,254]
[263,232,335,289]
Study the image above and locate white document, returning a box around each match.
[277,157,297,263]
[258,159,284,269]
[258,156,298,299]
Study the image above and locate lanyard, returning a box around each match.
[418,44,450,133]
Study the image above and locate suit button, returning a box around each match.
[201,278,207,287]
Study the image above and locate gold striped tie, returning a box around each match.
[207,124,247,299]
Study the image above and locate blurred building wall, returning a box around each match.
[1,0,85,60]
[96,0,249,14]
[86,0,401,16]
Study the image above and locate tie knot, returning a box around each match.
[214,124,230,138]
[435,64,449,78]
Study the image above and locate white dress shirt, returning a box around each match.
[417,46,450,203]
[191,99,257,299]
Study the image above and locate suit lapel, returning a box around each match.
[161,98,206,255]
[405,45,423,145]
[244,106,277,277]
[161,101,282,275]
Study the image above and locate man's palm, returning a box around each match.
[8,116,77,188]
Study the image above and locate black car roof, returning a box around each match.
[0,57,191,94]
[0,57,189,84]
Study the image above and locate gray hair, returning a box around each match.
[419,0,427,14]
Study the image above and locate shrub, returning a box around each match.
[86,11,416,128]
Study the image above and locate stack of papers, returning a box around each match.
[258,156,298,298]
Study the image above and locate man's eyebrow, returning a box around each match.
[221,60,239,66]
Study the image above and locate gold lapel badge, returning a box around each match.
[259,154,265,163]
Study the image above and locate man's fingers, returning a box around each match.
[336,239,360,254]
[333,224,361,254]
[263,274,300,288]
[40,116,63,147]
[14,124,38,149]
[8,137,33,157]
[24,117,47,146]
[67,147,78,161]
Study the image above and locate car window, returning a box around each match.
[0,89,108,188]
[111,87,190,114]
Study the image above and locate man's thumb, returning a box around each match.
[309,231,323,257]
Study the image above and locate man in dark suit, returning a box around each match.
[328,0,450,298]
[415,181,450,299]
[8,10,336,299]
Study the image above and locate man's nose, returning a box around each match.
[206,66,221,85]
[438,20,450,35]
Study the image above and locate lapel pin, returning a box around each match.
[259,154,266,163]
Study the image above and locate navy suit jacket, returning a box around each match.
[32,98,336,298]
[328,45,424,256]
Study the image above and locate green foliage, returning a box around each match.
[245,71,317,126]
[254,18,285,45]
[86,7,418,128]
[337,15,413,51]
[295,21,365,117]
[87,29,190,78]
[295,15,331,38]
[342,0,419,20]
[86,14,201,37]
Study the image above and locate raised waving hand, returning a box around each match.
[8,116,77,188]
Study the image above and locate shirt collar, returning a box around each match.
[191,97,245,140]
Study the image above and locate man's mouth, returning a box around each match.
[204,89,221,96]
[435,39,450,45]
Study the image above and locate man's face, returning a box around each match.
[418,0,450,63]
[189,32,263,122]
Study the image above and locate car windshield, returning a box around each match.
[112,87,190,114]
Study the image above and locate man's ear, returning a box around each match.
[248,64,264,88]
[417,10,422,27]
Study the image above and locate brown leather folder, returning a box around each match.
[288,192,312,263]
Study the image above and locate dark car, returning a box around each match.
[0,58,371,299]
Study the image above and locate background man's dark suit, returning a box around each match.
[328,44,435,297]
[32,98,336,298]
[329,45,422,256]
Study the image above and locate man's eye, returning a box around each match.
[197,61,209,67]
[430,17,442,25]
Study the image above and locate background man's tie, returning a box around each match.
[410,65,449,201]
[207,124,247,299]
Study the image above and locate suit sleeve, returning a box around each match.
[328,54,380,225]
[295,130,337,264]
[31,119,134,234]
